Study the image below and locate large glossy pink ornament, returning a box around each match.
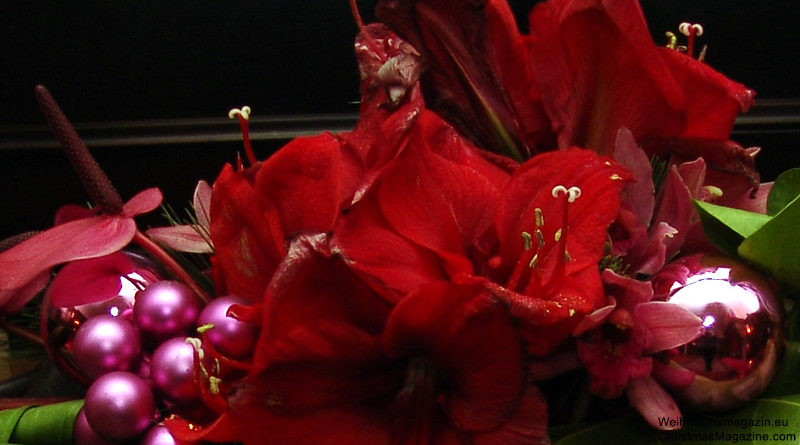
[652,254,785,411]
[84,371,157,441]
[150,337,199,405]
[133,281,202,344]
[197,295,259,359]
[72,314,142,380]
[40,251,161,383]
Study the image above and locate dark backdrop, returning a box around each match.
[1,1,798,239]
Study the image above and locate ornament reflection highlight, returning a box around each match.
[653,254,785,411]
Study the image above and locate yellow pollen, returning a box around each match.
[522,231,533,251]
[569,309,576,316]
[536,230,545,248]
[554,228,562,242]
[529,253,539,269]
[610,173,622,180]
[535,208,544,227]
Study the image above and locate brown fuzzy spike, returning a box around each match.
[34,85,124,214]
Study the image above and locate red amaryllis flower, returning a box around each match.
[209,24,425,302]
[524,0,759,186]
[224,235,547,444]
[375,0,553,160]
[334,110,631,355]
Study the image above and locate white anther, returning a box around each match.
[679,22,703,36]
[567,187,581,203]
[228,106,252,120]
[551,185,568,198]
[551,185,582,203]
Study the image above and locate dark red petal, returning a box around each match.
[333,193,448,303]
[257,234,393,370]
[377,0,550,159]
[527,0,684,155]
[472,385,549,445]
[383,282,525,432]
[378,111,509,277]
[254,133,347,235]
[165,413,237,443]
[210,163,285,301]
[47,251,135,307]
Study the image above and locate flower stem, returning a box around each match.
[132,230,212,304]
[0,318,44,346]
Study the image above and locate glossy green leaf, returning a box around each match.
[762,342,800,397]
[739,194,800,295]
[693,200,771,256]
[768,168,800,215]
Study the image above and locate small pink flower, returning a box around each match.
[575,270,703,429]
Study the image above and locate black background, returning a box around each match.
[1,1,798,239]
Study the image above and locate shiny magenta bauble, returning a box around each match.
[197,295,259,359]
[140,424,198,445]
[652,254,785,411]
[84,371,156,441]
[73,408,119,445]
[133,281,202,344]
[72,314,142,380]
[40,251,161,383]
[150,337,199,404]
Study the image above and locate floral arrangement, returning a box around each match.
[1,0,799,444]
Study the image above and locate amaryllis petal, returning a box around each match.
[47,251,135,307]
[472,385,549,445]
[627,375,682,430]
[146,225,212,254]
[377,111,508,277]
[376,0,550,159]
[333,194,448,303]
[165,413,236,443]
[254,133,346,236]
[635,301,703,353]
[526,0,684,155]
[0,215,136,311]
[210,163,285,301]
[383,282,525,433]
[121,187,163,216]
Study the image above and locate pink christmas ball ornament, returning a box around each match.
[73,408,121,445]
[84,371,157,441]
[133,281,202,343]
[150,337,200,405]
[140,423,199,445]
[72,314,142,380]
[197,295,260,359]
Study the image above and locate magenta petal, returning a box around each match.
[627,375,682,430]
[573,300,615,336]
[0,215,136,309]
[651,360,695,390]
[193,180,212,230]
[122,187,163,216]
[0,270,50,314]
[614,127,654,227]
[48,251,135,307]
[146,225,213,254]
[635,301,703,353]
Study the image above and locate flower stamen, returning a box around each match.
[678,22,704,59]
[228,106,256,166]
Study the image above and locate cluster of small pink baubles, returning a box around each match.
[41,255,259,444]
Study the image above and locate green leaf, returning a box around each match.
[739,194,800,295]
[693,200,771,256]
[768,168,800,215]
[762,342,800,397]
[0,400,84,445]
